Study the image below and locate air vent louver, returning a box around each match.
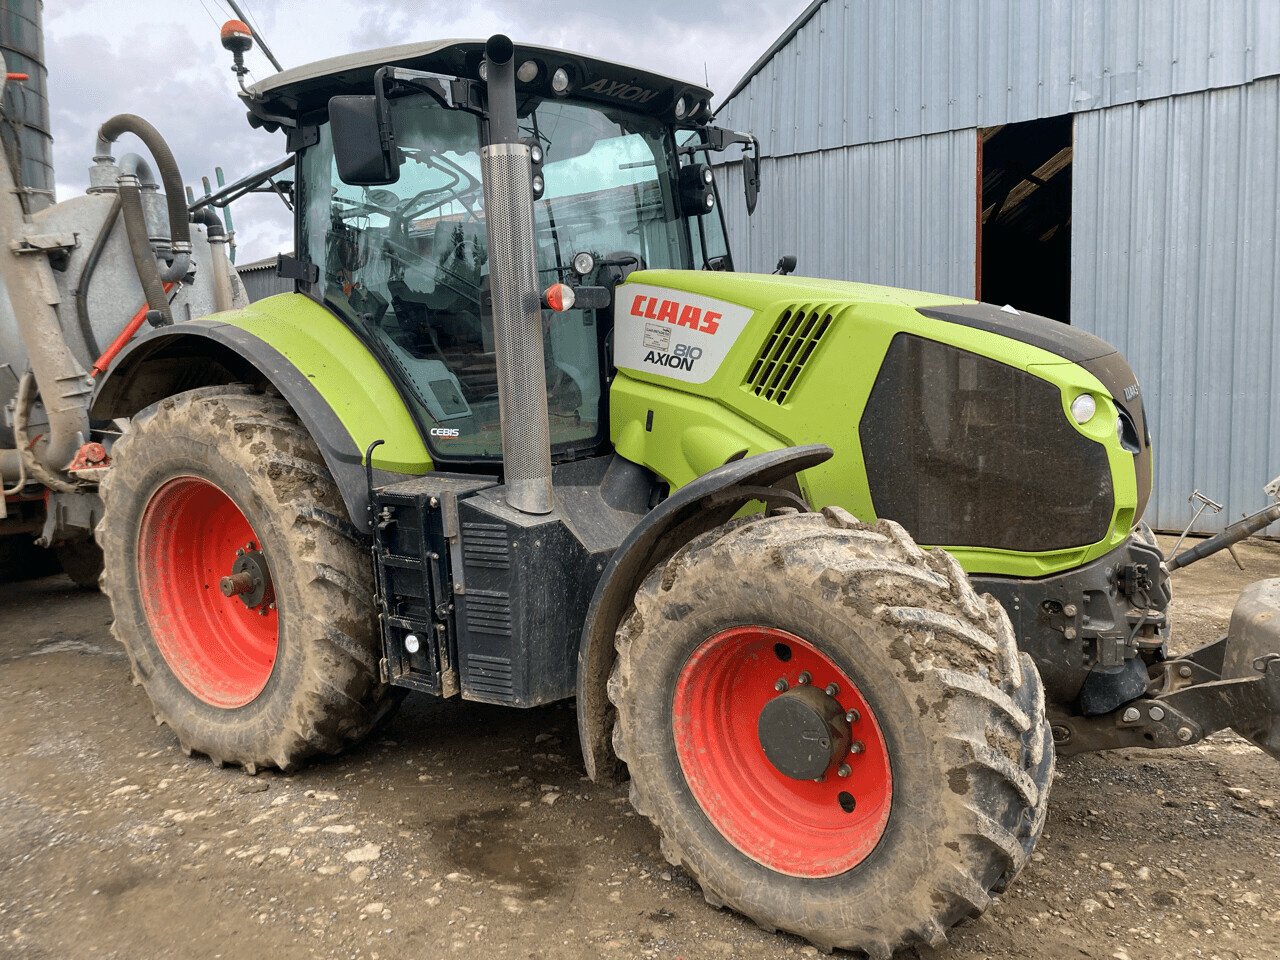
[743,307,833,404]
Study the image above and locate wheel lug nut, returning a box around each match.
[849,740,865,755]
[838,763,851,777]
[825,683,839,697]
[797,671,811,685]
[845,709,860,724]
[774,678,788,693]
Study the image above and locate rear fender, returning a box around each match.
[91,294,432,530]
[575,443,833,782]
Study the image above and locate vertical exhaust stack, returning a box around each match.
[481,34,554,515]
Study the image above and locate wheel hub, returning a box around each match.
[221,545,273,610]
[137,476,279,709]
[757,685,851,780]
[672,626,894,878]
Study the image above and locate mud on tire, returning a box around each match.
[97,386,399,772]
[607,508,1054,956]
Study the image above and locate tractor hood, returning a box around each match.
[609,270,1151,578]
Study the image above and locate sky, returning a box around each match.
[43,0,805,262]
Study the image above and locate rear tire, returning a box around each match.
[55,539,104,590]
[607,508,1053,956]
[97,386,398,772]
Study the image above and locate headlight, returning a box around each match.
[551,66,571,94]
[571,251,595,276]
[1070,393,1096,425]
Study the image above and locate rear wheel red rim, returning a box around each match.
[137,476,278,709]
[672,626,893,878]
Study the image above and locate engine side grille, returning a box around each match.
[463,589,513,637]
[465,653,515,699]
[462,522,510,569]
[743,306,833,404]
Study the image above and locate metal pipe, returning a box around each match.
[0,69,92,478]
[1168,502,1280,571]
[191,207,234,313]
[480,34,553,515]
[0,447,23,486]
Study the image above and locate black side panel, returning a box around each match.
[860,334,1113,552]
[918,302,1116,363]
[373,473,498,696]
[373,455,655,707]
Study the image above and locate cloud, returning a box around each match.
[43,0,804,261]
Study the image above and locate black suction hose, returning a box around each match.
[74,194,121,356]
[190,205,225,239]
[118,176,172,326]
[96,114,190,253]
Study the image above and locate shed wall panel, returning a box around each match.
[1072,78,1280,533]
[718,127,977,297]
[718,0,1280,158]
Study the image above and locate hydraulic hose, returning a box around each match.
[118,175,173,326]
[73,194,122,357]
[96,114,191,281]
[13,371,77,493]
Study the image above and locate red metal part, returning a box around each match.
[672,626,893,878]
[137,476,278,709]
[67,441,110,473]
[90,284,173,378]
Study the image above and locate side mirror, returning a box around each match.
[742,152,759,215]
[329,95,399,185]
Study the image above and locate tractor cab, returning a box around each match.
[246,40,754,465]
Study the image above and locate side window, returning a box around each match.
[298,94,608,461]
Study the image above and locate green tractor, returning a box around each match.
[88,30,1280,956]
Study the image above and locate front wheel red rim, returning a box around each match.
[672,626,893,878]
[137,476,279,709]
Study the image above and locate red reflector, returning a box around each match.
[544,283,576,312]
[5,72,28,82]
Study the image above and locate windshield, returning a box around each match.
[300,91,727,462]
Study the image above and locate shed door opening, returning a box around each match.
[978,115,1073,322]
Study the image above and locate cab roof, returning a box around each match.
[246,39,714,123]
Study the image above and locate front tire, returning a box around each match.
[608,508,1053,956]
[97,386,398,772]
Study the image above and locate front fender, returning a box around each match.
[92,293,431,529]
[575,443,833,782]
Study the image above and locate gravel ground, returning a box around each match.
[1,535,1277,959]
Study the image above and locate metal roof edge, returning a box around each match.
[714,0,828,114]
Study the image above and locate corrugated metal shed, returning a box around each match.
[718,128,977,295]
[1072,76,1280,531]
[714,0,1280,533]
[718,0,1280,157]
[237,255,292,303]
